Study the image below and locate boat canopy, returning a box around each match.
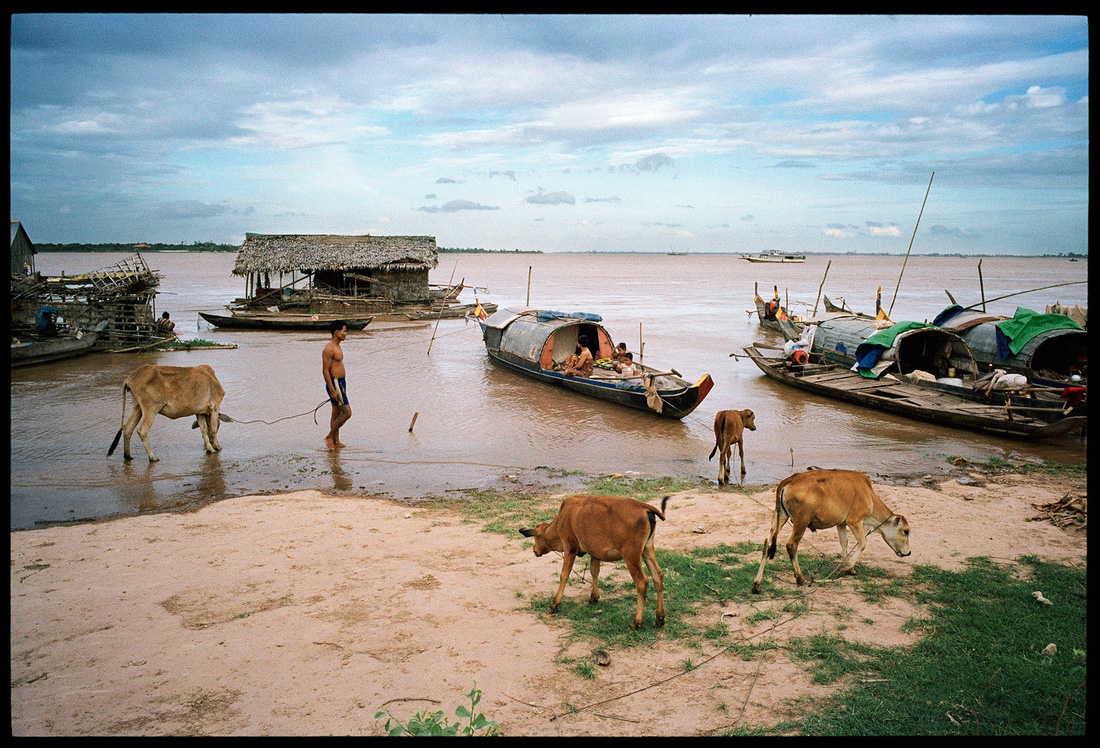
[811,315,977,379]
[933,306,1087,375]
[482,308,614,369]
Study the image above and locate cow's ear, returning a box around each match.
[519,527,535,537]
[892,516,901,527]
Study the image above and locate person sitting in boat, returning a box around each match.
[156,311,177,338]
[563,335,594,378]
[616,352,640,378]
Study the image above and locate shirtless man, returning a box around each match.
[322,320,352,450]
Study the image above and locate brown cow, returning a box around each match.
[752,469,911,594]
[520,494,669,630]
[107,364,227,462]
[708,409,756,485]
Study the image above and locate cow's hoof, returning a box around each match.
[123,454,133,462]
[588,597,599,605]
[629,621,642,630]
[549,603,559,614]
[751,583,761,594]
[655,614,665,627]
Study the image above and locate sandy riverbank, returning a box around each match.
[11,469,1086,736]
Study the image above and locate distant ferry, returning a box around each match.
[740,249,806,263]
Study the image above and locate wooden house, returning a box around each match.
[232,233,441,313]
[10,221,36,275]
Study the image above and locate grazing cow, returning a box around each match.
[520,494,669,630]
[752,469,911,594]
[108,364,227,462]
[708,409,756,485]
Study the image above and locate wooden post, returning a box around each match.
[638,322,643,366]
[408,412,419,432]
[978,258,986,312]
[526,266,532,307]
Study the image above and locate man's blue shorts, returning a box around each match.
[327,377,349,406]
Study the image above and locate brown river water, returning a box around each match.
[10,251,1087,529]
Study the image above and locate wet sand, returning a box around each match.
[11,468,1085,736]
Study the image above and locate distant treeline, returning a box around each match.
[36,242,238,252]
[438,247,543,254]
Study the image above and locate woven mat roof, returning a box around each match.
[233,234,438,274]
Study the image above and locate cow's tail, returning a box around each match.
[765,485,787,559]
[645,495,671,540]
[107,383,129,456]
[708,441,718,460]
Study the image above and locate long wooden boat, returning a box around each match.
[10,321,108,368]
[480,308,713,419]
[742,344,1085,440]
[753,282,806,335]
[199,311,373,331]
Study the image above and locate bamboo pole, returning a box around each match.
[426,260,459,356]
[977,259,987,312]
[526,266,532,306]
[812,260,832,316]
[889,171,934,317]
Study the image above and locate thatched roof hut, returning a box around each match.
[233,234,439,305]
[234,233,438,274]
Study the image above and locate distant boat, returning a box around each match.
[480,308,713,419]
[199,311,373,331]
[741,250,806,264]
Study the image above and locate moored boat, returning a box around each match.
[11,320,108,368]
[480,308,713,419]
[199,311,373,331]
[741,342,1085,440]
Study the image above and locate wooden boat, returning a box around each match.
[742,343,1086,440]
[741,250,806,263]
[402,301,498,321]
[753,283,805,335]
[480,308,713,419]
[199,311,373,331]
[932,305,1087,385]
[11,321,107,368]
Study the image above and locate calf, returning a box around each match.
[520,494,669,629]
[752,469,911,593]
[708,409,756,485]
[108,364,227,462]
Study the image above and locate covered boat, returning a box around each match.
[480,308,713,418]
[741,313,1085,438]
[741,250,806,263]
[11,321,108,368]
[932,305,1087,384]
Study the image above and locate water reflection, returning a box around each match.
[327,450,354,492]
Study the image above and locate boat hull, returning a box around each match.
[11,334,99,367]
[742,344,1085,440]
[199,312,372,330]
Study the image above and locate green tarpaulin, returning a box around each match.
[996,307,1083,356]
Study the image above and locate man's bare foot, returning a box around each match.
[324,436,336,450]
[336,441,347,448]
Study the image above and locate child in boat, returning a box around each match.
[617,352,640,378]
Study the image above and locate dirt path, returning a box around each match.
[10,470,1086,736]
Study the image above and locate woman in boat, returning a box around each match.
[564,335,594,378]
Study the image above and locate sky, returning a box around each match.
[9,14,1090,254]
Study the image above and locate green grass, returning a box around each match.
[789,555,1087,736]
[945,455,1086,478]
[443,480,1087,735]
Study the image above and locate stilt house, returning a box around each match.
[10,221,36,275]
[233,234,440,312]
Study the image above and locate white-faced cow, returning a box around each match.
[752,469,911,593]
[108,364,227,462]
[520,494,669,630]
[709,409,756,485]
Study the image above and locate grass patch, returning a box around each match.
[790,556,1087,735]
[946,455,1086,478]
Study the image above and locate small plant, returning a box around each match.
[375,682,500,736]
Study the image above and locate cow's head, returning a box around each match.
[519,523,553,557]
[741,410,757,431]
[880,514,911,557]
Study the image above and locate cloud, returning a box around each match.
[418,199,499,213]
[865,222,903,238]
[525,191,575,206]
[584,196,621,203]
[929,224,980,240]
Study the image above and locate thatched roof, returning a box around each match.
[233,234,438,275]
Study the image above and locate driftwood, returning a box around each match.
[1028,493,1087,529]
